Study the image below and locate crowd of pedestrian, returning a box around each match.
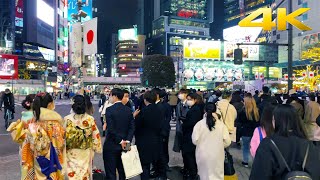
[4,86,320,180]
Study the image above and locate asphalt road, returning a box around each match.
[0,100,250,180]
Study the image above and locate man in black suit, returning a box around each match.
[103,88,135,180]
[149,88,168,180]
[134,91,163,180]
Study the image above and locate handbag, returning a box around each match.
[92,169,106,180]
[224,149,236,176]
[121,145,143,179]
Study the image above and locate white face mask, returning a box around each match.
[187,100,195,107]
[178,94,185,100]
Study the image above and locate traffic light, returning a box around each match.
[234,48,243,65]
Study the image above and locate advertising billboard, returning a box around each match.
[15,0,24,27]
[118,28,138,41]
[37,0,54,27]
[23,43,55,61]
[224,42,259,61]
[223,18,263,43]
[183,40,221,59]
[183,61,244,82]
[68,0,92,23]
[301,32,320,60]
[0,54,18,79]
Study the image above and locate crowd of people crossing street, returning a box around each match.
[4,86,320,180]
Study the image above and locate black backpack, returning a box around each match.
[270,139,312,180]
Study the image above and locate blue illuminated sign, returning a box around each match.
[68,0,92,23]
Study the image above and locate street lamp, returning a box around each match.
[10,70,15,92]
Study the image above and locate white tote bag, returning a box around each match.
[121,145,143,179]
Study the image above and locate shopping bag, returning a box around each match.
[224,149,235,175]
[224,174,238,180]
[121,145,143,179]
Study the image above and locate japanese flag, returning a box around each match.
[83,18,97,55]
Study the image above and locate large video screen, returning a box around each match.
[0,55,18,79]
[118,28,138,41]
[183,40,221,59]
[37,0,54,27]
[68,0,92,23]
[223,18,263,43]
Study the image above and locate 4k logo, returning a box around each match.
[239,8,312,31]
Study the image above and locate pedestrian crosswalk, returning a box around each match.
[170,119,176,131]
[15,100,99,106]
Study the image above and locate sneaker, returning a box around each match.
[242,162,249,168]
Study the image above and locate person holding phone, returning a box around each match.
[103,88,135,180]
[134,91,164,180]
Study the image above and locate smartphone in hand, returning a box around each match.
[124,143,131,151]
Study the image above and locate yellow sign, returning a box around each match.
[239,8,312,31]
[183,40,221,59]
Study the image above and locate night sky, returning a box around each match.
[97,0,138,69]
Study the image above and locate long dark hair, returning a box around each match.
[33,92,53,121]
[72,95,86,115]
[260,103,276,137]
[22,94,36,110]
[273,104,306,138]
[84,94,93,114]
[205,103,218,131]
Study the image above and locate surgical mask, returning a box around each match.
[187,100,195,107]
[178,94,185,100]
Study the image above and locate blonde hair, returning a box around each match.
[244,97,259,121]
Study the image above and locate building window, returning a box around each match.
[302,14,308,21]
[273,30,277,36]
[273,40,276,43]
[277,34,280,40]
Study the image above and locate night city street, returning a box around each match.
[0,100,250,180]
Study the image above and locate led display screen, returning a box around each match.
[68,0,92,23]
[0,54,18,79]
[37,0,54,27]
[118,28,138,41]
[183,40,221,59]
[223,18,263,43]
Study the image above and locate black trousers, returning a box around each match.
[152,140,167,178]
[141,163,151,180]
[236,123,242,143]
[182,151,197,177]
[103,148,125,180]
[163,136,169,165]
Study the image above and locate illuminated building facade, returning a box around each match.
[224,0,274,28]
[115,28,145,77]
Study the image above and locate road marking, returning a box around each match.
[0,133,9,136]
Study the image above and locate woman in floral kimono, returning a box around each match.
[7,94,36,180]
[65,95,102,180]
[26,92,65,180]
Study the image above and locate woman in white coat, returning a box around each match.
[192,103,231,180]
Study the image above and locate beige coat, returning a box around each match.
[304,101,320,141]
[192,114,231,180]
[216,99,237,133]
